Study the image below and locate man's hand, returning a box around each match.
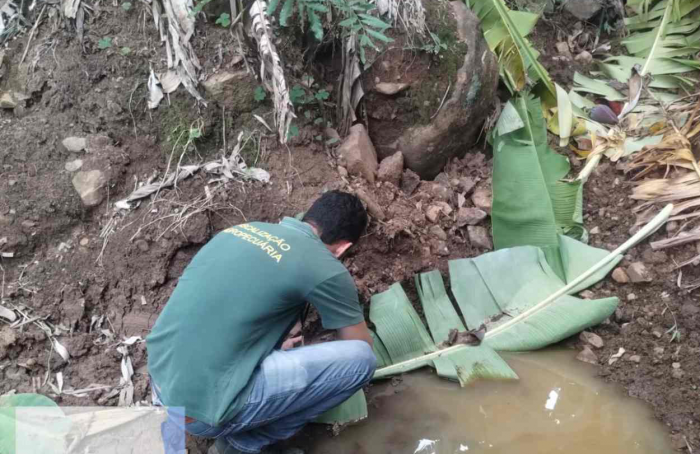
[281,335,304,350]
[337,321,373,347]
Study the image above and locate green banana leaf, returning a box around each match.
[466,0,555,104]
[491,94,589,280]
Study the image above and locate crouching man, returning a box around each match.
[147,190,376,454]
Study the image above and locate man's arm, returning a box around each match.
[337,320,373,347]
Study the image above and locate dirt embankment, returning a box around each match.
[0,3,698,453]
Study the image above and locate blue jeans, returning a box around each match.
[156,340,376,453]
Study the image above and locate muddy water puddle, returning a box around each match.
[307,349,671,453]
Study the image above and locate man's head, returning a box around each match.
[303,190,368,258]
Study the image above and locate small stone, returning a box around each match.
[666,221,678,233]
[589,226,601,235]
[426,205,442,223]
[611,267,629,284]
[651,329,662,339]
[555,42,572,58]
[579,290,595,300]
[628,355,641,363]
[80,238,89,246]
[8,180,16,186]
[25,358,36,367]
[427,183,450,202]
[338,124,378,183]
[433,240,450,257]
[72,170,107,207]
[672,362,681,369]
[429,225,447,241]
[377,152,404,187]
[627,293,637,301]
[653,346,664,356]
[574,51,593,65]
[564,0,603,20]
[471,187,492,214]
[324,128,340,142]
[456,207,487,227]
[579,331,604,349]
[135,239,150,252]
[672,369,684,379]
[374,82,410,96]
[0,91,17,109]
[337,166,348,178]
[468,226,492,250]
[458,177,477,195]
[627,262,652,283]
[576,346,598,365]
[401,169,421,195]
[21,220,36,228]
[61,137,87,153]
[65,159,83,172]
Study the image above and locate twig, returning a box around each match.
[430,81,451,120]
[20,4,46,64]
[128,81,141,137]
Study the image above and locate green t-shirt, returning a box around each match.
[146,217,364,426]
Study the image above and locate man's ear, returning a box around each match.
[330,241,353,258]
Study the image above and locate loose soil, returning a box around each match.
[0,3,697,453]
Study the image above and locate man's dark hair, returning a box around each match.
[303,190,368,245]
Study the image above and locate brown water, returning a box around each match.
[306,349,672,454]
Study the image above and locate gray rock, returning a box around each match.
[65,159,84,172]
[401,168,421,195]
[389,3,499,178]
[427,183,450,201]
[627,262,652,283]
[471,187,492,214]
[429,225,447,241]
[433,240,450,257]
[580,290,595,300]
[339,124,378,183]
[458,177,477,195]
[628,355,641,363]
[589,226,601,235]
[456,207,487,226]
[576,346,598,365]
[72,170,107,207]
[468,226,492,250]
[426,205,442,223]
[666,221,679,233]
[377,151,404,186]
[337,166,348,178]
[61,137,87,153]
[374,82,410,96]
[564,0,603,20]
[202,70,256,112]
[574,51,593,65]
[0,92,16,109]
[579,331,604,349]
[627,293,637,301]
[611,267,629,284]
[135,239,150,252]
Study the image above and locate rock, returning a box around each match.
[201,70,256,111]
[672,369,684,379]
[653,347,665,357]
[555,42,572,58]
[356,189,385,221]
[339,124,378,183]
[0,326,18,359]
[627,262,652,283]
[458,177,477,195]
[374,82,410,96]
[325,127,340,141]
[652,329,662,339]
[456,207,487,226]
[80,238,89,246]
[680,303,700,318]
[611,267,629,284]
[426,205,442,223]
[429,225,447,241]
[628,355,641,363]
[65,159,83,172]
[589,226,601,235]
[25,358,36,367]
[135,239,150,252]
[401,169,421,195]
[21,220,35,228]
[627,293,637,301]
[377,152,404,186]
[471,187,492,214]
[387,3,498,178]
[468,226,492,250]
[427,183,450,201]
[579,290,595,300]
[72,170,107,207]
[579,331,604,349]
[61,137,87,153]
[8,180,16,186]
[337,166,348,178]
[576,346,598,365]
[666,221,679,233]
[432,240,450,256]
[0,91,17,109]
[574,51,593,65]
[564,0,603,20]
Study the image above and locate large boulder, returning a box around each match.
[338,124,378,183]
[364,1,499,179]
